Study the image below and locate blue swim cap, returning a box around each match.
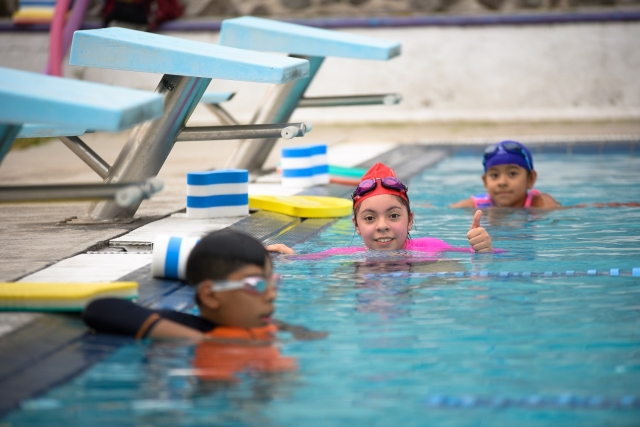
[483,140,534,172]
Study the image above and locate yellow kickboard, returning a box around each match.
[0,282,138,312]
[249,195,352,218]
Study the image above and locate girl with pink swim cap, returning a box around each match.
[267,162,494,256]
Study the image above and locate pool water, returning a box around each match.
[4,152,640,426]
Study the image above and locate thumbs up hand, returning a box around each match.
[467,210,493,253]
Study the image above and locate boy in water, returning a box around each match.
[84,229,324,341]
[450,140,561,209]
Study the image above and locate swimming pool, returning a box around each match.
[3,148,640,426]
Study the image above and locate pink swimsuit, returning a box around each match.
[471,189,540,208]
[292,237,481,260]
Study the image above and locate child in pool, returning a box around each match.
[267,162,493,256]
[450,140,561,209]
[83,229,325,342]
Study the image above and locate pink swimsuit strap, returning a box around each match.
[472,189,540,208]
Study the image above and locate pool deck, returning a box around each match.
[0,119,639,414]
[1,118,639,299]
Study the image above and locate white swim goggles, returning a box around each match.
[209,274,280,295]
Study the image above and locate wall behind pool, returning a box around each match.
[1,20,638,125]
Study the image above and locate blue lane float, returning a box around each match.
[281,145,314,188]
[310,144,329,186]
[281,144,329,188]
[186,169,249,219]
[152,235,201,280]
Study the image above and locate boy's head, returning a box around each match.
[483,140,534,173]
[351,163,414,251]
[186,229,277,328]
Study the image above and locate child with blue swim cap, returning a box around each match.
[450,140,561,209]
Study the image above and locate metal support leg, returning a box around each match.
[224,56,324,173]
[204,104,239,126]
[85,74,211,221]
[59,136,111,179]
[0,124,22,166]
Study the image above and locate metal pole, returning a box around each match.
[85,74,211,221]
[0,179,163,207]
[204,104,239,126]
[224,56,324,173]
[59,136,111,179]
[176,123,311,142]
[298,93,402,108]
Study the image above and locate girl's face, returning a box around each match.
[482,164,537,207]
[352,194,413,251]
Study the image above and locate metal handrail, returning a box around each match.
[0,178,163,208]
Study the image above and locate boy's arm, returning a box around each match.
[272,319,329,340]
[449,198,475,208]
[145,318,205,340]
[83,298,211,340]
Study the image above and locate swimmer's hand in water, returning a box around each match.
[467,210,493,253]
[273,320,329,341]
[266,244,296,255]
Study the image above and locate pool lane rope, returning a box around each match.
[342,268,640,281]
[424,394,639,409]
[362,268,640,280]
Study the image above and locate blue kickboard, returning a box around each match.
[17,123,86,138]
[220,16,401,61]
[69,28,309,84]
[199,91,234,104]
[0,66,163,131]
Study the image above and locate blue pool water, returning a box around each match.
[4,151,640,426]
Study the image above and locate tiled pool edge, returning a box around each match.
[417,135,639,155]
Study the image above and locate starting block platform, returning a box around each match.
[0,66,163,135]
[217,16,402,172]
[70,27,309,83]
[220,16,401,60]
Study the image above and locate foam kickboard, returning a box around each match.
[248,195,351,218]
[0,282,138,312]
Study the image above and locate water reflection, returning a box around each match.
[319,253,465,319]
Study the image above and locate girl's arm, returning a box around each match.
[467,210,493,253]
[449,198,475,208]
[531,192,562,208]
[266,243,296,254]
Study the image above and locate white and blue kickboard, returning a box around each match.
[186,169,249,218]
[281,146,314,187]
[152,235,201,280]
[310,144,329,185]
